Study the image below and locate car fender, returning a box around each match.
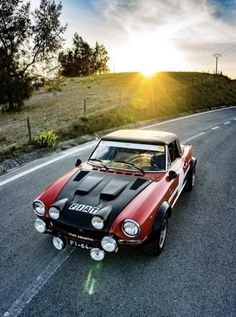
[149,201,172,241]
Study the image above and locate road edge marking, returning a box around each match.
[0,142,96,187]
[3,248,74,317]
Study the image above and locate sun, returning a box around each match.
[141,68,157,77]
[110,31,186,74]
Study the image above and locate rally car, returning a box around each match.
[33,129,196,261]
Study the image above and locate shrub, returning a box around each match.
[34,130,59,148]
[0,133,7,143]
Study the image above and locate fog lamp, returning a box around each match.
[52,236,65,250]
[101,236,117,252]
[34,218,46,233]
[90,248,105,261]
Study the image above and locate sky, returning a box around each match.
[31,0,236,78]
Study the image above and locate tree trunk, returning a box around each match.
[7,94,15,111]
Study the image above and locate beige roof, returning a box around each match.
[102,129,178,145]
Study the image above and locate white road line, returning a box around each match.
[0,142,96,187]
[0,106,236,188]
[142,105,236,129]
[183,132,205,144]
[224,121,230,125]
[211,126,220,130]
[3,248,74,317]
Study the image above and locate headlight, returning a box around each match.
[122,219,140,237]
[49,206,60,220]
[33,200,45,216]
[101,236,117,252]
[91,216,104,230]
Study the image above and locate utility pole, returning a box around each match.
[213,53,222,75]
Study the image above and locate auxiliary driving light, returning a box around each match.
[34,218,46,233]
[90,248,105,261]
[49,206,60,220]
[91,216,104,230]
[101,236,117,252]
[52,236,65,250]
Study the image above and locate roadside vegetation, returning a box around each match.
[0,71,236,162]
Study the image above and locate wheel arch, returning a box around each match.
[149,201,172,242]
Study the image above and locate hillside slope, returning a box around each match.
[0,71,236,162]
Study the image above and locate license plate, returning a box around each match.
[69,240,92,250]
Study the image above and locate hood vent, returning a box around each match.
[76,176,103,194]
[100,179,129,200]
[130,178,148,190]
[74,170,89,182]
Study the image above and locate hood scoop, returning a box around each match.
[73,170,89,182]
[55,169,153,231]
[100,179,129,200]
[76,175,103,194]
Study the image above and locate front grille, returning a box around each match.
[51,221,107,240]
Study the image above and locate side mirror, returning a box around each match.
[168,170,177,180]
[75,158,82,167]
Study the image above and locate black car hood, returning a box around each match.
[53,169,152,232]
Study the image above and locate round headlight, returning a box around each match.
[49,206,60,220]
[34,218,46,233]
[122,219,140,237]
[101,236,117,252]
[91,216,104,230]
[33,200,45,216]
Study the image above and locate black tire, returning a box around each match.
[185,165,196,191]
[142,215,168,256]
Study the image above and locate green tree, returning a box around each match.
[93,42,109,75]
[59,33,109,77]
[59,33,92,77]
[0,0,66,111]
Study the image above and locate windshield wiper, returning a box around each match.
[89,159,108,170]
[111,160,144,174]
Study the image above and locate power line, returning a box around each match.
[213,53,222,74]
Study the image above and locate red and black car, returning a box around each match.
[33,129,196,261]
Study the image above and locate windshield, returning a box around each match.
[89,140,166,172]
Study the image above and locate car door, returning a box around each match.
[167,140,185,206]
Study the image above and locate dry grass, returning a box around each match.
[0,71,236,161]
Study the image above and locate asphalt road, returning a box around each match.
[0,107,236,317]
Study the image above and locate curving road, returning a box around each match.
[0,107,236,317]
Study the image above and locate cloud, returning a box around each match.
[91,0,236,41]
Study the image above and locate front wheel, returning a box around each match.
[142,216,168,256]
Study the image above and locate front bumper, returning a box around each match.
[35,218,143,259]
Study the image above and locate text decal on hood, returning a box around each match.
[69,202,100,215]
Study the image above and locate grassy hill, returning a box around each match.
[0,71,236,162]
